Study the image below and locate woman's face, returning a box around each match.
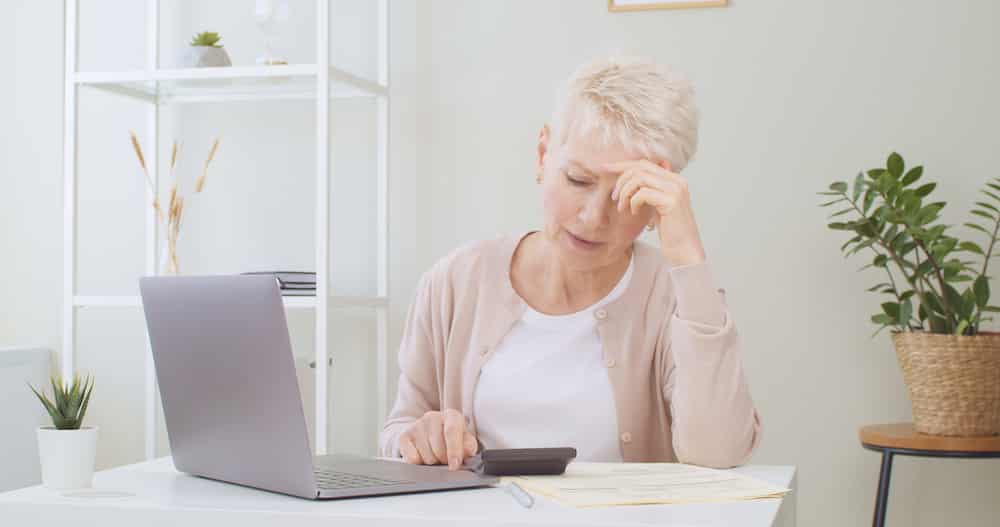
[536,124,656,271]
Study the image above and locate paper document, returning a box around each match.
[504,462,790,508]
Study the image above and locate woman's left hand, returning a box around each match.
[607,159,707,267]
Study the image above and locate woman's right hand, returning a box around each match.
[398,409,479,471]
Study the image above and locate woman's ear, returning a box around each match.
[536,124,551,181]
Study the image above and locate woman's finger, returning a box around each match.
[442,410,467,470]
[608,160,675,195]
[463,430,479,457]
[611,166,638,202]
[630,187,675,216]
[399,433,421,464]
[614,166,679,204]
[424,414,449,464]
[617,172,678,215]
[414,429,438,465]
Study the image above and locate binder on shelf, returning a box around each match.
[241,271,317,290]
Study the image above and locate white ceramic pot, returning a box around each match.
[36,427,98,490]
[184,46,232,68]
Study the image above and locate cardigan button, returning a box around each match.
[604,358,616,368]
[594,309,608,320]
[620,432,632,444]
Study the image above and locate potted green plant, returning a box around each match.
[29,374,97,489]
[184,31,232,68]
[819,152,1000,436]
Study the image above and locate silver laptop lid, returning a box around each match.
[139,275,317,498]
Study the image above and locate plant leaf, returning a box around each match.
[847,238,876,256]
[914,183,937,198]
[959,241,985,255]
[974,275,990,308]
[965,222,991,235]
[828,207,855,218]
[871,313,894,325]
[841,235,863,252]
[28,383,61,425]
[863,187,877,213]
[899,297,913,326]
[887,152,904,178]
[867,168,887,180]
[928,314,949,332]
[76,376,94,428]
[867,282,892,292]
[971,210,994,221]
[901,166,923,186]
[829,181,848,193]
[852,172,864,202]
[922,291,946,315]
[976,201,1000,214]
[50,377,67,420]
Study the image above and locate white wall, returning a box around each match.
[419,1,1000,526]
[4,0,1000,525]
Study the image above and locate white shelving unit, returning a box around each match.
[62,0,390,459]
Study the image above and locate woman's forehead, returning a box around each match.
[558,149,644,177]
[562,158,615,177]
[557,128,646,172]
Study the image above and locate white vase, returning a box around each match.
[183,45,232,68]
[158,237,179,275]
[36,427,98,490]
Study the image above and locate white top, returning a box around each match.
[473,255,635,462]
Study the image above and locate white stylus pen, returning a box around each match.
[505,481,535,508]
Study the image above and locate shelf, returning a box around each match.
[73,295,388,310]
[75,65,387,104]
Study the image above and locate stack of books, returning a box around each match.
[242,271,317,296]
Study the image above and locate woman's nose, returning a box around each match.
[578,192,614,228]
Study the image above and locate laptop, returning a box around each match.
[138,274,497,500]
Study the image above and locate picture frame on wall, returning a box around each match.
[608,0,728,11]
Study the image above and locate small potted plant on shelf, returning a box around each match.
[29,374,97,490]
[819,152,1000,437]
[184,31,232,68]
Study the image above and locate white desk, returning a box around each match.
[0,457,796,526]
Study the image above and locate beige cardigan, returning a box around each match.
[378,231,761,468]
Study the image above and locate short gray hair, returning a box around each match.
[550,55,699,172]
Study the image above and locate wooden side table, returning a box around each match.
[859,423,1000,527]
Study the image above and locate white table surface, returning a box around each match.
[0,457,796,527]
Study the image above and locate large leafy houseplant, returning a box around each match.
[819,152,1000,337]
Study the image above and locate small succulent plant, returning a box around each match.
[190,31,224,48]
[29,375,95,430]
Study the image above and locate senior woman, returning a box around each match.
[378,55,761,471]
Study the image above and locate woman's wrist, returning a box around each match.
[669,262,726,327]
[661,241,706,267]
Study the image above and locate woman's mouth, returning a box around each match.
[566,231,603,251]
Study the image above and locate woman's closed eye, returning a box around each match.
[565,173,590,186]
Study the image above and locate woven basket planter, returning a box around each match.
[892,331,1000,436]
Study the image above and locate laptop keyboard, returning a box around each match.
[313,468,414,490]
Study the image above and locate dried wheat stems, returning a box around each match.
[128,131,220,274]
